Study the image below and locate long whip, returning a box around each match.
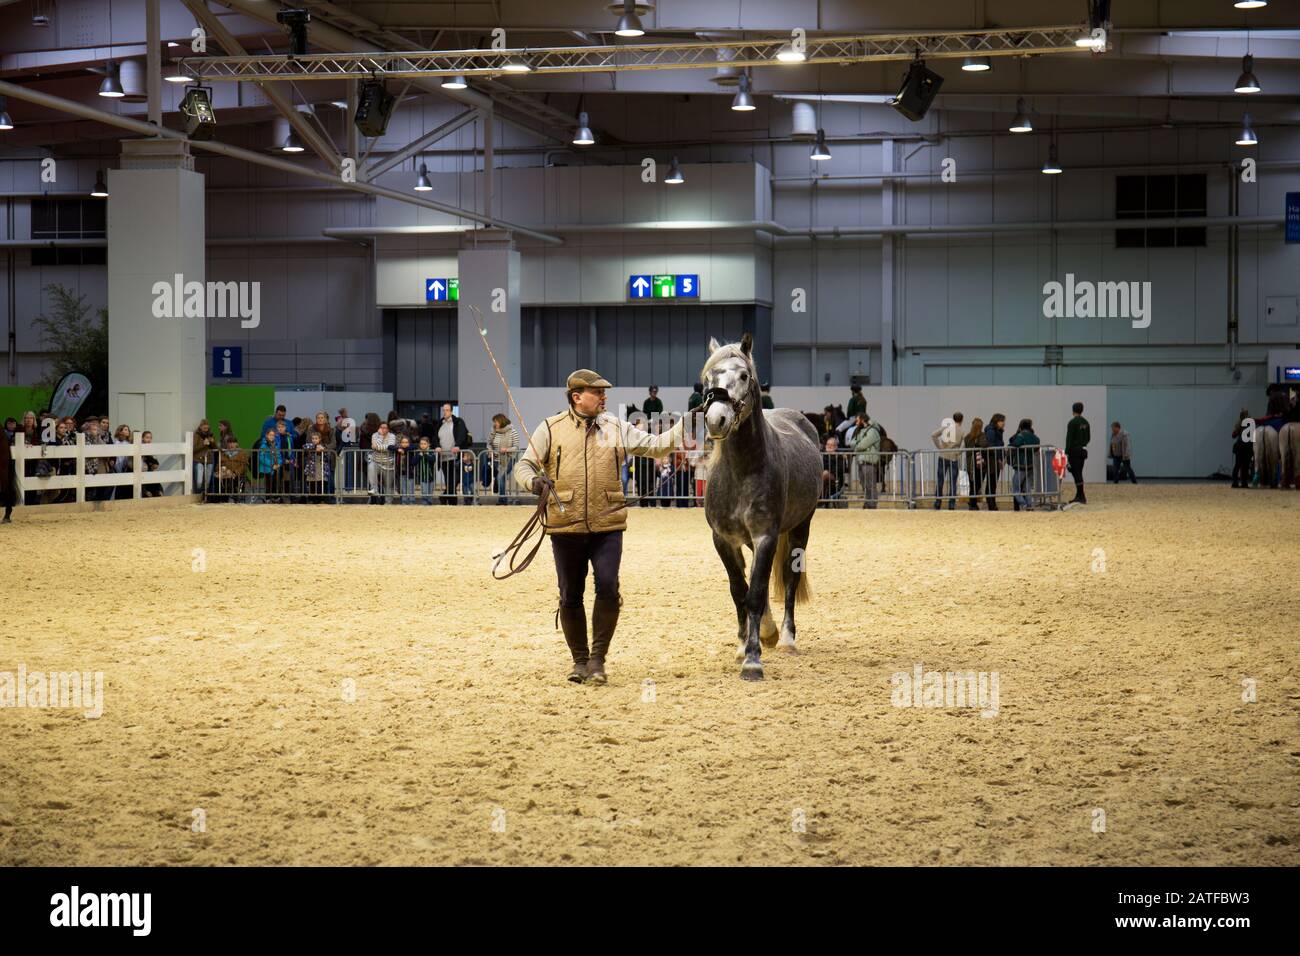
[465,303,564,579]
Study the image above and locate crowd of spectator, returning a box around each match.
[34,383,1299,514]
[4,410,165,507]
[815,395,1095,511]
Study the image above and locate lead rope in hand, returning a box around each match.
[491,486,553,580]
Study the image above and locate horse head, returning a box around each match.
[700,332,758,441]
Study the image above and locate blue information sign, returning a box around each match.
[677,274,700,298]
[426,278,448,301]
[212,346,242,378]
[629,274,652,299]
[1287,193,1300,244]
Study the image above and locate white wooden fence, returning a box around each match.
[11,431,193,504]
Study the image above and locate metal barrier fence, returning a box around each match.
[199,445,1063,510]
[910,446,1063,510]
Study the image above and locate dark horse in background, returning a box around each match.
[700,334,822,680]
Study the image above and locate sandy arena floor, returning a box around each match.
[1,484,1296,866]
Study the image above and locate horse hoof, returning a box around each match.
[740,662,764,681]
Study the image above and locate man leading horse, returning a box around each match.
[514,369,700,685]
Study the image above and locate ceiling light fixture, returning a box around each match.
[0,97,13,131]
[414,163,432,191]
[810,128,831,161]
[91,170,109,198]
[573,111,595,146]
[1234,54,1261,93]
[776,42,806,63]
[98,62,125,98]
[731,72,756,111]
[441,75,468,90]
[961,56,992,72]
[1041,143,1063,174]
[614,1,645,38]
[665,156,684,184]
[1009,97,1033,133]
[1236,114,1257,147]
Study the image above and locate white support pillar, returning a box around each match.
[108,138,206,444]
[457,231,520,441]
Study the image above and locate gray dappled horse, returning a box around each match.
[700,334,822,680]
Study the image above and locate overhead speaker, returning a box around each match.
[889,59,944,122]
[179,86,217,141]
[354,80,395,138]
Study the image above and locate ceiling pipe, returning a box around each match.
[0,78,563,245]
[363,108,477,181]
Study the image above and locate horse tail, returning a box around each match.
[771,532,812,605]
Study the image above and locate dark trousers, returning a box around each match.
[985,452,1000,507]
[1067,449,1087,498]
[550,531,623,608]
[1232,451,1253,487]
[439,459,459,504]
[1110,456,1136,482]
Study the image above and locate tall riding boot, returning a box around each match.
[586,597,621,686]
[557,605,589,683]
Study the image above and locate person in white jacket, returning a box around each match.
[930,411,965,510]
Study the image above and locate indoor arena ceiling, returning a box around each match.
[0,0,1298,149]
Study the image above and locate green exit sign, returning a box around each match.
[448,278,459,301]
[652,275,675,298]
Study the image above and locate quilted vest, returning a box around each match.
[543,409,627,534]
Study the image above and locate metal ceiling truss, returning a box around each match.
[177,25,1094,83]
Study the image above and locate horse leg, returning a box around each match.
[741,533,778,680]
[778,515,812,653]
[712,532,748,661]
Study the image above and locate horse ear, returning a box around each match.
[740,332,753,356]
[707,336,721,355]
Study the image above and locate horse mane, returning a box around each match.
[700,340,761,471]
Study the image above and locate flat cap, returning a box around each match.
[566,368,613,389]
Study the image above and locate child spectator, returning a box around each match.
[214,435,248,501]
[414,436,437,504]
[253,427,285,503]
[302,431,331,500]
[370,421,396,504]
[141,432,163,498]
[459,449,477,503]
[396,435,416,504]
